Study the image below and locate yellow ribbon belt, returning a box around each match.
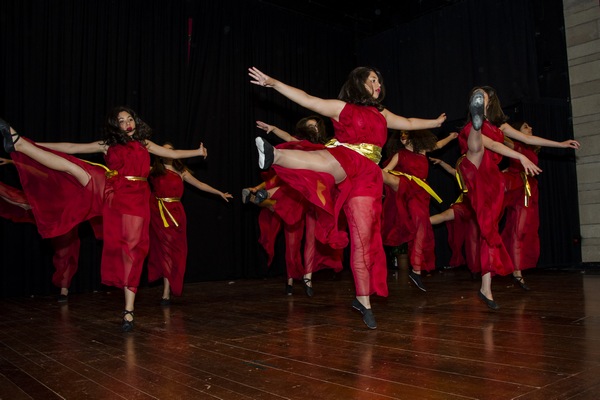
[453,155,468,204]
[325,139,382,164]
[520,172,532,208]
[79,159,147,181]
[157,197,181,228]
[386,170,443,203]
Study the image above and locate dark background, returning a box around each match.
[0,0,580,297]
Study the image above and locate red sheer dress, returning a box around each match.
[458,121,514,276]
[381,148,436,272]
[501,142,540,271]
[273,103,388,297]
[101,141,151,292]
[147,169,187,296]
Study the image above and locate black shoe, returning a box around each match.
[0,119,19,153]
[242,188,252,204]
[255,137,274,170]
[469,90,485,131]
[352,299,377,329]
[478,291,500,310]
[302,278,314,297]
[285,284,293,296]
[160,297,171,306]
[121,310,135,332]
[57,294,68,303]
[253,189,269,205]
[409,270,427,292]
[512,275,531,291]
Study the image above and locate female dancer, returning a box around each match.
[249,66,446,328]
[500,121,541,291]
[246,116,343,297]
[148,143,231,305]
[458,87,579,310]
[1,108,206,331]
[381,130,457,291]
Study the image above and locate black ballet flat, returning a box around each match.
[255,137,274,169]
[285,284,293,296]
[352,298,377,329]
[513,275,531,291]
[241,188,252,204]
[253,189,269,205]
[0,118,19,153]
[469,90,485,131]
[160,297,171,306]
[121,310,135,332]
[57,294,68,303]
[478,291,500,310]
[302,277,314,297]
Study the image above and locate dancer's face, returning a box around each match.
[118,111,136,135]
[305,119,318,133]
[364,71,382,99]
[519,122,533,136]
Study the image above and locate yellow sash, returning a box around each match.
[325,139,382,164]
[520,172,532,207]
[386,170,443,203]
[156,197,181,227]
[79,159,147,181]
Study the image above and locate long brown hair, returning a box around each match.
[464,86,508,128]
[102,106,152,146]
[337,67,385,111]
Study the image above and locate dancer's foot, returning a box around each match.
[253,189,269,205]
[121,310,135,332]
[512,275,531,291]
[352,298,377,329]
[469,90,485,131]
[241,188,252,204]
[0,119,20,153]
[478,291,500,310]
[409,270,427,292]
[255,137,274,170]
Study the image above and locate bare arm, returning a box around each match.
[500,123,580,149]
[37,141,107,154]
[256,121,297,142]
[146,140,207,159]
[429,157,456,175]
[182,172,232,202]
[434,131,458,150]
[482,135,541,175]
[0,157,14,166]
[383,109,447,131]
[249,67,345,120]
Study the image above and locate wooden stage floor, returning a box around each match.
[1,267,599,399]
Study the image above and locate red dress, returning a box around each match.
[147,169,187,296]
[381,149,436,272]
[0,181,84,289]
[457,121,514,276]
[501,142,540,271]
[273,103,388,296]
[10,138,105,238]
[101,141,151,292]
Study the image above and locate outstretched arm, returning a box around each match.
[0,157,14,166]
[429,157,456,175]
[182,172,232,202]
[146,140,207,159]
[482,135,541,175]
[383,109,447,131]
[500,123,580,149]
[256,121,297,142]
[249,67,345,120]
[434,131,458,150]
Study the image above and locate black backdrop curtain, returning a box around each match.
[0,0,581,298]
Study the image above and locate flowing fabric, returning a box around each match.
[457,121,514,276]
[446,198,481,272]
[147,169,187,296]
[101,141,151,292]
[501,142,540,271]
[273,103,388,296]
[381,149,436,272]
[10,138,105,238]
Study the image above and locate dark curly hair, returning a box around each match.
[464,86,508,128]
[337,67,385,111]
[102,106,152,146]
[294,115,328,144]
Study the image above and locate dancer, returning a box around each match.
[249,66,446,328]
[381,130,457,291]
[245,116,342,296]
[458,87,579,310]
[1,108,206,331]
[148,142,232,305]
[500,121,542,290]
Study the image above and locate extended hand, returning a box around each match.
[256,120,275,133]
[198,143,207,159]
[248,67,275,87]
[562,139,580,149]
